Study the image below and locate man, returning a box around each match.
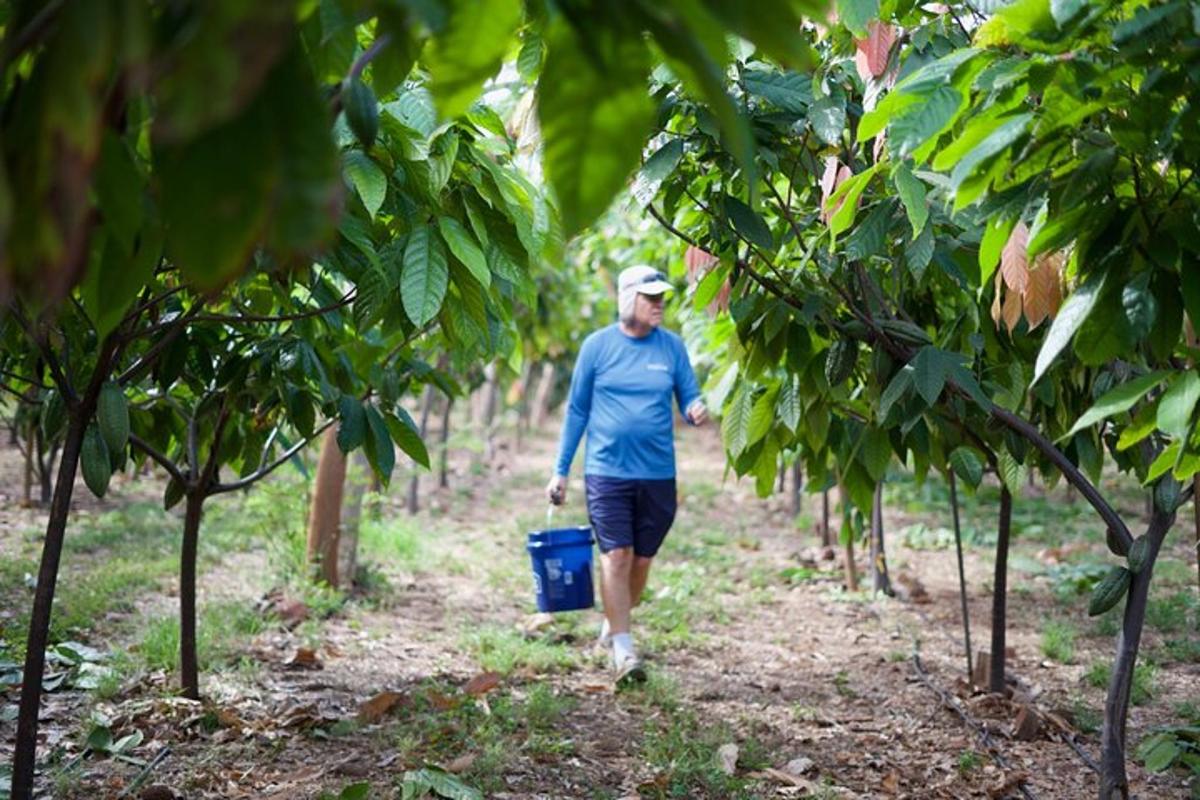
[546,264,707,685]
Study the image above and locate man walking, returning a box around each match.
[546,265,707,685]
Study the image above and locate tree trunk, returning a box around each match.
[790,461,802,516]
[338,452,370,589]
[480,363,499,464]
[530,361,555,430]
[843,533,859,592]
[821,488,832,546]
[12,353,110,800]
[438,397,453,489]
[22,420,34,507]
[408,385,436,514]
[869,481,893,596]
[1099,504,1175,799]
[949,471,973,680]
[990,487,1013,694]
[36,428,54,506]
[515,359,534,449]
[1193,476,1199,596]
[306,427,347,587]
[179,491,204,700]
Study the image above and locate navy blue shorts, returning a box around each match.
[584,476,677,558]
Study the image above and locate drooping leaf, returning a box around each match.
[344,151,386,219]
[401,225,450,326]
[837,0,881,37]
[892,163,928,238]
[1033,269,1107,382]
[725,196,774,252]
[424,0,523,121]
[538,18,655,237]
[385,409,431,469]
[1157,371,1200,440]
[337,395,367,453]
[633,139,684,207]
[722,384,754,457]
[363,404,396,485]
[438,216,490,288]
[809,95,846,147]
[1061,372,1169,440]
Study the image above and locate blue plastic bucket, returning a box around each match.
[526,526,595,612]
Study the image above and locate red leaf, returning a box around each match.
[819,158,853,223]
[358,691,407,723]
[464,671,502,696]
[854,22,898,80]
[1000,222,1030,294]
[685,245,719,283]
[1023,250,1065,330]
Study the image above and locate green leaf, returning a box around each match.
[741,70,812,113]
[402,225,450,326]
[997,447,1024,495]
[979,215,1017,287]
[747,388,777,447]
[632,139,684,207]
[837,0,880,37]
[96,382,130,456]
[95,132,143,254]
[1061,372,1169,441]
[722,384,754,457]
[344,152,386,220]
[911,348,953,406]
[949,446,984,489]
[401,768,483,800]
[754,435,780,498]
[343,77,379,148]
[878,366,914,422]
[363,405,396,485]
[385,410,431,469]
[860,427,892,481]
[809,95,846,147]
[1122,274,1158,340]
[1145,442,1181,485]
[827,164,881,238]
[893,163,928,238]
[1050,0,1088,25]
[538,18,655,237]
[437,216,490,288]
[778,376,802,433]
[337,396,367,453]
[702,1,815,66]
[1157,371,1200,440]
[948,113,1032,195]
[1181,262,1200,329]
[517,28,544,81]
[693,262,727,309]
[1138,733,1180,773]
[725,196,774,252]
[906,224,935,279]
[1033,269,1107,383]
[424,0,523,121]
[339,782,372,800]
[889,86,961,159]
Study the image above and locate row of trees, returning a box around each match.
[0,1,825,797]
[637,1,1197,796]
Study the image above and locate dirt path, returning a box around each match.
[2,421,1195,799]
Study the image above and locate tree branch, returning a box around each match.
[190,290,356,325]
[0,381,39,403]
[644,204,698,248]
[128,433,187,486]
[0,369,50,390]
[210,419,336,495]
[117,302,205,386]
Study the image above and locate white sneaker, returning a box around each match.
[613,652,647,686]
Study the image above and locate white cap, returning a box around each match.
[618,265,673,296]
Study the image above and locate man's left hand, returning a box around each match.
[686,400,708,426]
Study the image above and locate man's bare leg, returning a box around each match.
[600,547,634,634]
[629,555,653,608]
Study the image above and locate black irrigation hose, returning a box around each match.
[912,652,1039,800]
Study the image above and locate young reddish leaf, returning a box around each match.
[819,157,853,223]
[1002,276,1024,333]
[991,272,1004,328]
[854,22,898,81]
[685,245,719,283]
[1023,250,1065,330]
[1000,222,1030,294]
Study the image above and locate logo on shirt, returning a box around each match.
[645,362,670,372]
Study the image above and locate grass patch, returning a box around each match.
[1146,590,1196,633]
[1085,660,1158,706]
[135,600,269,674]
[1040,618,1077,664]
[639,711,768,799]
[359,514,428,570]
[463,626,580,674]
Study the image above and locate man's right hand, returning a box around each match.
[546,475,567,505]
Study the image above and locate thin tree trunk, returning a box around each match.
[843,534,859,592]
[530,361,555,430]
[408,385,436,514]
[338,452,369,589]
[22,420,34,506]
[480,363,498,463]
[990,487,1013,694]
[306,427,347,587]
[790,461,802,516]
[821,488,832,546]
[949,471,973,681]
[1099,504,1175,799]
[1193,476,1199,596]
[180,491,204,700]
[515,359,534,450]
[869,481,893,596]
[11,410,89,799]
[36,428,54,506]
[439,397,453,489]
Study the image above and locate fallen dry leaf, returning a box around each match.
[464,671,502,697]
[282,648,322,669]
[445,752,477,773]
[717,742,739,776]
[358,691,407,723]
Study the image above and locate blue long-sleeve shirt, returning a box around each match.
[555,324,702,480]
